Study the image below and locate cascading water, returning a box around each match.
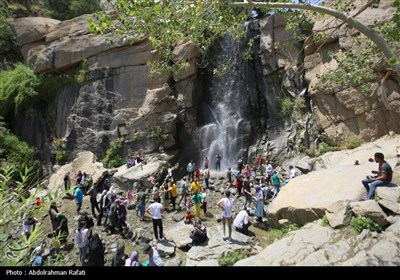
[198,31,252,171]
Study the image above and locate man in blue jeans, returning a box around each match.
[362,152,393,200]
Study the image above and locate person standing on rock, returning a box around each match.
[215,153,222,171]
[362,152,393,200]
[74,185,84,214]
[146,196,164,241]
[136,188,148,222]
[177,177,188,208]
[217,190,233,243]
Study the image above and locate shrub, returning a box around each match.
[0,63,40,116]
[218,251,245,266]
[340,136,362,150]
[267,223,301,244]
[277,97,294,120]
[146,125,168,146]
[350,216,381,234]
[102,138,125,168]
[43,0,101,20]
[0,117,40,179]
[322,216,330,227]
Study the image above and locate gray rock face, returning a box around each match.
[12,17,200,162]
[235,222,400,266]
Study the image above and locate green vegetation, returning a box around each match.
[0,117,40,179]
[277,97,294,120]
[0,63,74,118]
[218,250,245,266]
[305,142,340,158]
[0,164,61,265]
[0,0,23,69]
[101,138,125,168]
[43,0,101,20]
[74,59,89,84]
[146,125,168,146]
[340,135,362,150]
[350,216,381,234]
[266,223,301,244]
[0,63,41,116]
[89,0,249,78]
[305,136,362,158]
[91,0,399,83]
[313,0,400,95]
[322,216,330,227]
[54,138,67,165]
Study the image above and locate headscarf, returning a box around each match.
[130,251,141,266]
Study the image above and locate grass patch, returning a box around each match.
[350,216,381,234]
[266,223,301,245]
[218,251,245,266]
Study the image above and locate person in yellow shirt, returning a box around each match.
[189,179,201,194]
[167,180,178,210]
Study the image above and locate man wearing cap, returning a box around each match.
[143,244,164,266]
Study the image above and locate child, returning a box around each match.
[195,167,200,180]
[184,210,193,224]
[36,197,43,207]
[201,190,207,215]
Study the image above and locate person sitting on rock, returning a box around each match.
[189,218,208,246]
[234,207,251,236]
[183,209,193,224]
[362,152,393,200]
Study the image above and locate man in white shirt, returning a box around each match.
[234,208,250,236]
[146,197,164,241]
[217,190,233,242]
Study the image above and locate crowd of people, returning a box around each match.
[25,149,392,267]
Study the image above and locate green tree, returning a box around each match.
[0,0,23,69]
[0,117,40,179]
[43,0,101,20]
[0,63,40,117]
[91,0,399,77]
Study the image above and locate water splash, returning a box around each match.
[198,33,250,171]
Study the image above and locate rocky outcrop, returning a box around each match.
[12,15,201,161]
[235,221,400,266]
[267,135,400,227]
[46,151,107,193]
[304,1,400,144]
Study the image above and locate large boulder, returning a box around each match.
[267,135,399,227]
[47,151,107,193]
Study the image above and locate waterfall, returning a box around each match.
[198,31,251,171]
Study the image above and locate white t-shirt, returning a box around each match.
[290,168,296,178]
[75,228,89,248]
[218,197,233,218]
[147,202,163,219]
[234,210,249,229]
[266,164,273,176]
